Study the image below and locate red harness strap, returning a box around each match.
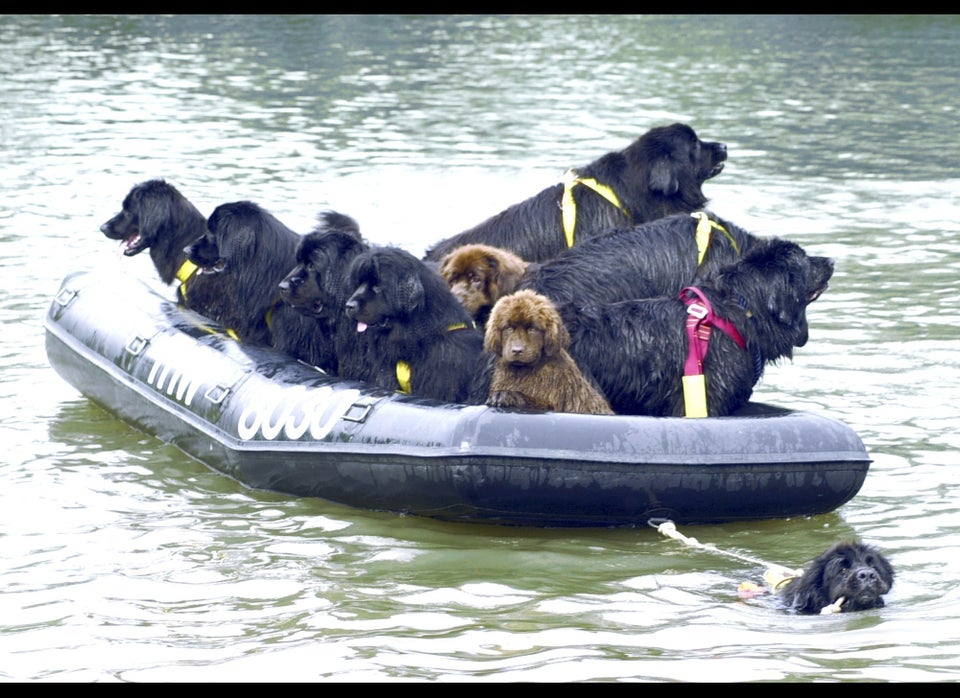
[679,286,747,417]
[681,286,746,374]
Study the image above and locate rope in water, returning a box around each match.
[649,518,845,614]
[648,517,801,579]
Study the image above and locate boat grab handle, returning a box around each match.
[204,384,231,405]
[125,335,150,356]
[342,395,381,423]
[54,287,78,308]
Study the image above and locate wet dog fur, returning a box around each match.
[184,200,331,368]
[423,123,727,264]
[554,237,834,417]
[438,243,530,330]
[99,178,226,320]
[519,211,765,307]
[484,290,613,415]
[779,541,895,614]
[278,210,369,375]
[342,245,484,403]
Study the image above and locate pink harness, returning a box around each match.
[679,286,746,417]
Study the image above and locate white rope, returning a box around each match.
[651,519,848,614]
[650,519,801,580]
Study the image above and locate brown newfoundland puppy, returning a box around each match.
[554,236,834,417]
[519,211,765,307]
[342,245,484,403]
[438,243,530,330]
[423,123,727,264]
[278,210,369,375]
[185,201,331,369]
[484,290,614,415]
[778,541,895,614]
[99,178,227,321]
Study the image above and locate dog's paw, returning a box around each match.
[487,390,534,409]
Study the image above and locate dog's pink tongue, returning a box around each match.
[357,322,367,333]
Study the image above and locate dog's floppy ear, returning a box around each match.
[376,252,424,313]
[483,320,503,355]
[648,158,680,195]
[136,188,171,239]
[484,297,509,354]
[487,251,526,298]
[396,275,425,313]
[218,216,259,265]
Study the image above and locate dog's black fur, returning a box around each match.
[184,201,330,368]
[99,178,226,320]
[278,210,369,375]
[549,237,834,416]
[423,123,727,264]
[519,211,764,307]
[779,541,895,614]
[342,245,484,403]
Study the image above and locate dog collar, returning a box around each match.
[679,286,747,418]
[175,259,198,301]
[561,169,631,248]
[395,323,474,394]
[690,211,741,266]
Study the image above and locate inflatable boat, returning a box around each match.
[44,269,872,528]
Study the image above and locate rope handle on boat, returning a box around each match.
[648,517,803,585]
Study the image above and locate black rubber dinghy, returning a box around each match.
[44,270,872,528]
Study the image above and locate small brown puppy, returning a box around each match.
[439,243,530,329]
[484,290,614,415]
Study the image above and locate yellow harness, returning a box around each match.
[561,169,631,248]
[395,322,474,394]
[175,259,240,342]
[175,259,198,302]
[691,211,740,266]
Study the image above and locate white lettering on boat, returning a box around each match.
[237,384,363,441]
[146,357,217,408]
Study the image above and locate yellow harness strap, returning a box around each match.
[691,211,740,266]
[395,322,475,394]
[561,169,630,248]
[396,360,412,394]
[175,259,198,301]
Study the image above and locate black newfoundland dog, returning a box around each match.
[519,211,764,307]
[278,210,369,375]
[342,245,484,403]
[778,541,895,615]
[99,178,226,321]
[423,123,727,264]
[553,236,834,417]
[184,201,331,369]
